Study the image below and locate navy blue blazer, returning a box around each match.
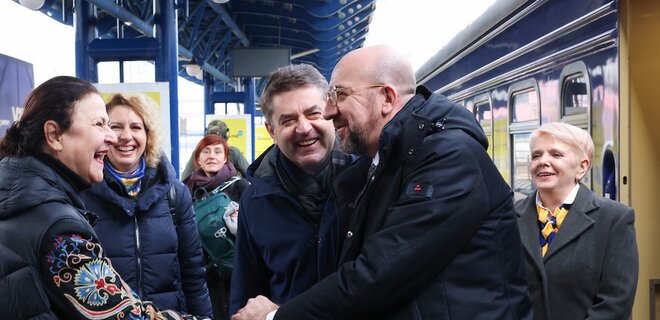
[516,184,638,320]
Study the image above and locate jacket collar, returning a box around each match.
[88,155,174,214]
[518,183,597,267]
[542,184,597,260]
[377,86,489,172]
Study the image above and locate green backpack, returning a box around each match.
[171,177,241,278]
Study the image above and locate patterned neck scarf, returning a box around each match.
[184,162,238,199]
[536,203,571,256]
[276,140,349,223]
[106,157,146,198]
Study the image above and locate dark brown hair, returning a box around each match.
[0,76,99,157]
[259,64,328,123]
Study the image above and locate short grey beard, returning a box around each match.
[339,128,369,155]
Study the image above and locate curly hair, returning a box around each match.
[105,93,162,167]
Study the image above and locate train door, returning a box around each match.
[473,93,494,159]
[558,62,596,194]
[508,79,540,201]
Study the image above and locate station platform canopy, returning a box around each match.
[14,0,378,88]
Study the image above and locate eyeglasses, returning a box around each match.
[326,84,385,106]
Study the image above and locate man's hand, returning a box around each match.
[231,295,279,320]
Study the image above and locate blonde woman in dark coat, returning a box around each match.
[515,122,638,320]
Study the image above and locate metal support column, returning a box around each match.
[74,0,97,81]
[244,77,256,162]
[155,0,180,176]
[204,76,215,115]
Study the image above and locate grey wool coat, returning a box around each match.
[516,183,638,320]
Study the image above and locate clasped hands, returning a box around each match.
[231,295,279,320]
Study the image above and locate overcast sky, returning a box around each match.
[363,0,496,71]
[0,0,75,85]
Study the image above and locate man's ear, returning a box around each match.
[380,85,398,116]
[265,121,276,143]
[44,120,63,152]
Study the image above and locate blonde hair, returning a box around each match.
[530,122,594,166]
[106,93,162,167]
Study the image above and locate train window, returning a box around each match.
[511,88,540,123]
[473,95,493,158]
[463,100,474,114]
[559,62,591,189]
[559,61,590,123]
[512,133,534,201]
[562,74,588,116]
[508,79,540,201]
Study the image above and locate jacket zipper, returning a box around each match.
[134,214,144,298]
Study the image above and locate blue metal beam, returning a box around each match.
[86,0,155,36]
[207,0,250,47]
[88,0,235,86]
[87,38,161,61]
[179,47,235,86]
[211,91,247,103]
[156,0,181,175]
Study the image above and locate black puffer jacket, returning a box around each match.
[0,155,93,319]
[0,155,160,319]
[80,156,212,316]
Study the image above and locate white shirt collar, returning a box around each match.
[372,152,380,167]
[535,183,580,208]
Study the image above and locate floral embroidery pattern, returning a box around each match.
[45,233,155,319]
[74,259,121,306]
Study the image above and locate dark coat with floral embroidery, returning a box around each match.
[0,156,90,319]
[80,156,212,316]
[0,155,159,319]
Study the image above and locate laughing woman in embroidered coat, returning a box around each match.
[80,93,212,317]
[183,134,249,320]
[0,76,185,319]
[515,122,638,320]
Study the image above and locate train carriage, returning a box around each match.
[415,0,660,318]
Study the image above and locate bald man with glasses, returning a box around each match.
[233,45,532,320]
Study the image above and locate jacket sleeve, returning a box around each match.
[229,146,251,177]
[276,130,496,319]
[40,217,163,319]
[181,152,196,180]
[174,182,213,317]
[586,205,638,319]
[229,187,270,315]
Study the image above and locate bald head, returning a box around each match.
[324,46,418,157]
[333,45,416,97]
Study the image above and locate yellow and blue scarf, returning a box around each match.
[536,203,571,256]
[106,157,146,198]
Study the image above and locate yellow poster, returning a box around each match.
[254,125,273,159]
[206,115,252,161]
[95,82,171,160]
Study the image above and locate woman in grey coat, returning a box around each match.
[516,122,638,320]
